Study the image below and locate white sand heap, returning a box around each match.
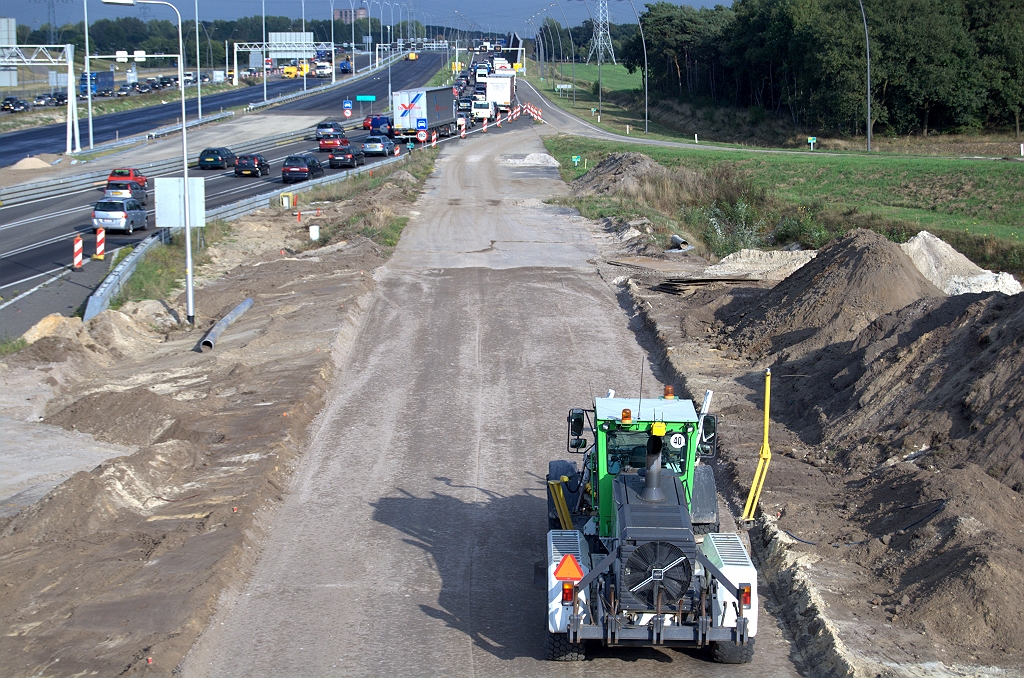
[501,153,560,167]
[900,231,1021,296]
[703,248,817,281]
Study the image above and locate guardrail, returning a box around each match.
[0,126,316,209]
[82,151,408,321]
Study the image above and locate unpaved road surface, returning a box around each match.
[181,128,801,675]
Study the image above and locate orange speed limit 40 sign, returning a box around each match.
[553,554,584,581]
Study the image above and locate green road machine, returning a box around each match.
[544,386,758,663]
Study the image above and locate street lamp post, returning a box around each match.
[194,0,201,118]
[83,0,94,148]
[553,0,576,105]
[329,0,337,84]
[262,0,268,101]
[619,0,648,133]
[100,0,195,325]
[302,0,307,91]
[859,0,872,152]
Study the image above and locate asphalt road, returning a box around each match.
[0,53,443,309]
[180,125,801,677]
[0,54,386,168]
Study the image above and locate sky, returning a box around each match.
[1,0,706,37]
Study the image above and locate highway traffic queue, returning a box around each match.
[89,49,527,235]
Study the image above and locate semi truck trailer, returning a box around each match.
[390,86,458,139]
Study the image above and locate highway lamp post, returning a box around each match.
[262,0,268,100]
[82,0,94,149]
[553,0,576,105]
[617,0,648,133]
[346,0,356,74]
[100,0,195,325]
[328,0,337,83]
[859,0,872,152]
[194,0,201,118]
[302,0,308,91]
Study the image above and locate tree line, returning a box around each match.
[534,0,1023,138]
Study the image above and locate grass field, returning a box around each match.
[550,63,643,92]
[543,135,1024,272]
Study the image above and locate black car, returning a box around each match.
[117,85,132,97]
[197,147,237,169]
[1,96,17,111]
[11,100,30,112]
[235,154,270,177]
[458,97,473,112]
[328,144,365,168]
[281,154,325,183]
[54,92,68,105]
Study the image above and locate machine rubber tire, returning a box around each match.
[141,215,148,231]
[126,220,133,235]
[545,633,585,661]
[711,637,755,664]
[692,521,720,535]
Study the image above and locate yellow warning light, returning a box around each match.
[664,385,675,399]
[652,422,667,436]
[621,409,632,424]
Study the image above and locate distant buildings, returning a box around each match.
[334,8,368,23]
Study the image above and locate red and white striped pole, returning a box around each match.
[92,228,105,261]
[483,118,488,133]
[73,235,83,271]
[431,130,437,148]
[460,126,466,139]
[496,112,502,128]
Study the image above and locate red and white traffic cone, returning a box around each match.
[496,112,502,128]
[92,228,105,260]
[394,145,400,156]
[73,235,83,270]
[460,126,466,139]
[483,118,488,133]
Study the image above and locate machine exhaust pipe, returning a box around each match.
[641,436,666,502]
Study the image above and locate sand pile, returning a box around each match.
[900,230,1021,296]
[10,157,52,170]
[724,229,943,362]
[570,152,672,195]
[703,249,817,281]
[501,153,560,167]
[774,289,1024,487]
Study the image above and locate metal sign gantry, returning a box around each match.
[231,41,334,85]
[0,44,80,153]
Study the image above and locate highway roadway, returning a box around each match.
[0,53,443,296]
[0,54,383,168]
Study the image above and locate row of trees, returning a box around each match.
[609,0,1024,137]
[16,17,474,72]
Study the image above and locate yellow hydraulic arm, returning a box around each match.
[548,476,573,530]
[742,369,772,523]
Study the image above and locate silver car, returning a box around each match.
[103,181,147,205]
[92,198,148,234]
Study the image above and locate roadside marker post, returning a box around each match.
[496,112,502,128]
[73,236,83,270]
[431,130,437,148]
[483,118,488,133]
[461,127,466,139]
[92,228,105,260]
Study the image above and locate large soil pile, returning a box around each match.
[723,229,944,362]
[570,151,673,195]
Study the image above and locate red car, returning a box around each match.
[108,167,147,188]
[363,115,373,130]
[318,134,349,152]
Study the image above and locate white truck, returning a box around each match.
[485,72,515,113]
[314,63,332,78]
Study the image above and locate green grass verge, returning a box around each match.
[304,148,438,251]
[544,135,1024,273]
[113,220,232,306]
[551,63,643,92]
[0,337,28,356]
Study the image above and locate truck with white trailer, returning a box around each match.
[390,86,458,139]
[485,72,515,113]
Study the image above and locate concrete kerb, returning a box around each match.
[81,152,410,321]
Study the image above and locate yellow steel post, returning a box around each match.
[548,477,573,530]
[742,369,772,522]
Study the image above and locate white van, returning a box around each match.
[472,99,496,121]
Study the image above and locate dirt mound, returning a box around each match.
[703,248,817,281]
[570,152,671,195]
[10,157,51,170]
[22,313,85,345]
[774,289,1024,488]
[84,309,161,359]
[724,229,944,362]
[387,169,417,184]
